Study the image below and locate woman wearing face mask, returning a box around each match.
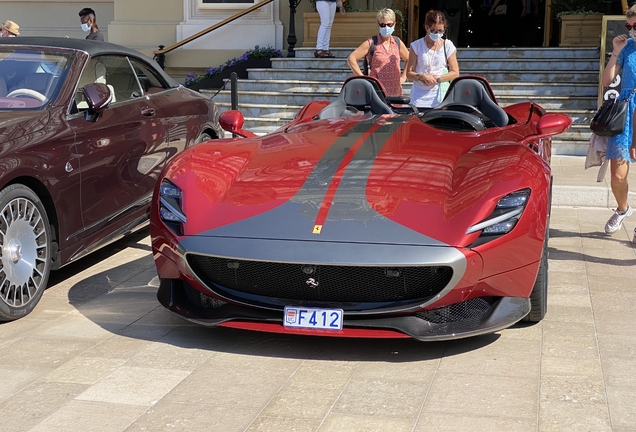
[405,9,459,108]
[346,8,410,97]
[599,5,636,234]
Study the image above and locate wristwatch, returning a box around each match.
[436,76,441,84]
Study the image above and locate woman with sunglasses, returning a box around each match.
[346,8,410,96]
[405,10,460,108]
[599,5,636,234]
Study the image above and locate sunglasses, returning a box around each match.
[378,22,395,28]
[626,23,636,31]
[429,29,445,34]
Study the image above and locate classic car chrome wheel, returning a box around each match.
[0,185,52,321]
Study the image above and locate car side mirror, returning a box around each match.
[82,83,112,122]
[535,113,572,138]
[219,110,257,138]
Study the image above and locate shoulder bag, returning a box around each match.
[437,41,450,102]
[590,88,636,136]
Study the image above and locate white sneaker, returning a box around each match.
[605,205,633,234]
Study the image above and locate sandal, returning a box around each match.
[314,50,333,58]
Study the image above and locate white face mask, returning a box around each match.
[380,26,394,37]
[630,29,636,40]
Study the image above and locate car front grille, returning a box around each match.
[416,297,498,325]
[186,254,453,305]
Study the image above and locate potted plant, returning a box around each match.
[184,46,282,91]
[551,0,604,46]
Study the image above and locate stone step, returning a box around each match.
[558,124,591,141]
[212,90,596,111]
[216,103,592,129]
[551,140,588,155]
[558,109,595,124]
[245,68,599,84]
[215,102,303,119]
[214,103,594,129]
[229,119,588,156]
[271,57,599,71]
[225,79,598,97]
[292,47,600,60]
[497,95,597,111]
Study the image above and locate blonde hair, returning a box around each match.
[377,8,396,24]
[628,4,636,19]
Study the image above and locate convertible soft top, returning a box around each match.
[0,36,180,88]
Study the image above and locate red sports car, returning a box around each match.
[150,76,571,341]
[0,37,223,321]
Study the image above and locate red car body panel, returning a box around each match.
[150,76,571,341]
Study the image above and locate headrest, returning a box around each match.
[449,80,486,107]
[343,79,377,108]
[95,62,106,84]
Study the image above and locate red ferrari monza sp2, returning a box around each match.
[150,76,571,341]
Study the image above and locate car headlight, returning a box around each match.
[159,180,186,224]
[467,189,530,238]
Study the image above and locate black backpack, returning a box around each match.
[363,35,402,75]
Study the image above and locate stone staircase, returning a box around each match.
[205,46,600,155]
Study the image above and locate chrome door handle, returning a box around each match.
[141,107,156,117]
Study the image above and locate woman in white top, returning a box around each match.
[406,10,460,108]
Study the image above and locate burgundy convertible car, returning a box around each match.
[0,37,223,321]
[150,76,571,341]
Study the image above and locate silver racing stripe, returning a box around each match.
[181,117,467,296]
[199,118,447,247]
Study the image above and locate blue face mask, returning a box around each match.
[379,26,394,37]
[428,32,443,41]
[81,23,91,32]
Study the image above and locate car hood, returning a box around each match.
[0,110,51,147]
[166,115,546,247]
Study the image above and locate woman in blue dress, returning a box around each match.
[600,5,636,234]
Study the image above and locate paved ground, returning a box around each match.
[1,156,636,432]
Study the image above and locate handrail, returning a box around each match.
[153,0,275,67]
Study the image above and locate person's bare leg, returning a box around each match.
[610,158,630,211]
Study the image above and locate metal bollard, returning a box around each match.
[230,72,238,110]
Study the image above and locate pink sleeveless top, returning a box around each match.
[368,35,402,97]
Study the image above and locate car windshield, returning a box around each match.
[0,49,71,110]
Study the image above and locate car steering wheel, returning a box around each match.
[6,88,47,102]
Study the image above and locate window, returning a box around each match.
[129,58,168,95]
[75,55,144,112]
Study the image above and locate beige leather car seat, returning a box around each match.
[77,60,116,110]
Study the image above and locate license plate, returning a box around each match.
[283,306,343,331]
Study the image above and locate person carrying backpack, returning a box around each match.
[346,8,410,97]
